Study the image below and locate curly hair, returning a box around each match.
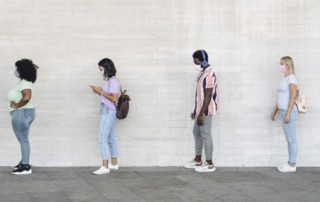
[15,59,39,83]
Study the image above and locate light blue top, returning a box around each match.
[278,74,298,110]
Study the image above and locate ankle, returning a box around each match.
[194,155,202,162]
[111,158,118,165]
[206,160,213,165]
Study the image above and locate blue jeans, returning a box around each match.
[10,108,35,164]
[279,109,298,164]
[98,104,118,160]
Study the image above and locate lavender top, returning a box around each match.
[101,77,121,110]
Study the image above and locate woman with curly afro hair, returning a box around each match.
[7,59,38,175]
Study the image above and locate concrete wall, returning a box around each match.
[0,0,319,167]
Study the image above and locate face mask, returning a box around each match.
[279,65,287,73]
[194,66,203,72]
[101,73,106,80]
[14,70,20,78]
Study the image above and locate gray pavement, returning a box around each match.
[0,167,319,202]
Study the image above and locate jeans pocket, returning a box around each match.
[100,106,107,114]
[24,109,35,122]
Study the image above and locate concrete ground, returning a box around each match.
[0,167,319,202]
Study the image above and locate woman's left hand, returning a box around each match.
[10,102,18,109]
[284,113,290,124]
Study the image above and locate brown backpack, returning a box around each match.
[116,89,130,119]
[109,78,131,119]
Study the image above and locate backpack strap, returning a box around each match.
[107,77,121,106]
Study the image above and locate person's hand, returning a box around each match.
[284,113,290,124]
[191,113,195,120]
[11,102,18,109]
[91,86,102,94]
[197,115,203,126]
[271,111,276,121]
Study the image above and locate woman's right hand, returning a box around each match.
[271,111,276,121]
[10,101,18,109]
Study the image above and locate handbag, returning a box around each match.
[295,88,307,113]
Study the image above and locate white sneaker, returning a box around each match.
[109,163,119,170]
[93,166,110,175]
[278,164,296,173]
[277,163,288,170]
[184,160,202,169]
[195,164,216,173]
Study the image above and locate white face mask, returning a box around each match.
[14,69,20,78]
[194,66,203,72]
[102,73,106,80]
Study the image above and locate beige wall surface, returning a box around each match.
[0,0,319,166]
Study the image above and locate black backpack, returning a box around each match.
[116,89,130,119]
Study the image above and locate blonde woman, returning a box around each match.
[271,56,298,172]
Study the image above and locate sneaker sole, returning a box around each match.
[195,168,216,173]
[11,170,32,175]
[184,166,196,169]
[93,171,110,175]
[93,172,110,175]
[278,170,296,173]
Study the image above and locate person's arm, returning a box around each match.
[100,90,118,103]
[197,88,213,125]
[284,83,297,123]
[91,86,118,103]
[11,89,31,109]
[271,103,278,121]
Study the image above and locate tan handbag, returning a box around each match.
[295,89,307,113]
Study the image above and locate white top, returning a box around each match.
[278,74,298,110]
